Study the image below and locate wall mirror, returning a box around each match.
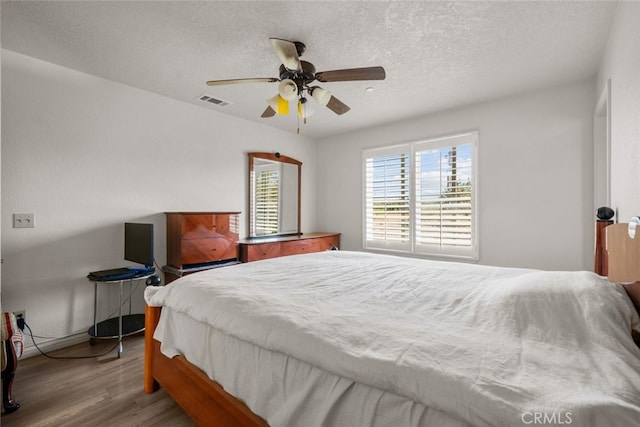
[248,152,301,238]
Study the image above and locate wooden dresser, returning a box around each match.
[239,232,340,263]
[164,212,240,283]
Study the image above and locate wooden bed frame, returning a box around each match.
[600,222,640,313]
[144,222,640,426]
[143,306,267,427]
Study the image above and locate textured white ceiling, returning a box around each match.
[1,1,617,139]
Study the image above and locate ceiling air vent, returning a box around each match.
[198,94,231,107]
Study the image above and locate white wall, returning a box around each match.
[316,80,595,271]
[597,2,640,222]
[1,50,317,354]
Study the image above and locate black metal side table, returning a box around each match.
[87,273,153,357]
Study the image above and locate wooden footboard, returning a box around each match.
[144,304,267,426]
[603,223,640,346]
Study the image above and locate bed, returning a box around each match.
[143,222,640,427]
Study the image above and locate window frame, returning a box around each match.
[362,131,479,261]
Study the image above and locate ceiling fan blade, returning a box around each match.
[315,66,386,83]
[206,77,278,86]
[326,95,351,115]
[261,106,276,118]
[269,38,302,72]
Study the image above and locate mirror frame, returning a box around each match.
[248,152,302,238]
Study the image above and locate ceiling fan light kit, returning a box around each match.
[206,37,386,131]
[266,95,289,115]
[277,79,298,100]
[298,99,314,120]
[310,86,331,107]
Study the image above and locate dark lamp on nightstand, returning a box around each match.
[596,206,614,221]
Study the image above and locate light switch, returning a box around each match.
[13,213,35,228]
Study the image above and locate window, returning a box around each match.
[363,132,478,260]
[253,162,280,235]
[364,146,412,252]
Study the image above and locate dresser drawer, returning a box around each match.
[279,235,339,256]
[166,212,240,268]
[243,242,281,262]
[180,214,233,240]
[239,233,340,262]
[317,235,340,251]
[181,238,238,265]
[280,239,321,256]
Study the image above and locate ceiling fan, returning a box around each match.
[206,38,386,122]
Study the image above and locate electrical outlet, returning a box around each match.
[14,310,26,330]
[13,213,35,228]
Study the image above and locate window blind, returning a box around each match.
[414,136,475,257]
[254,166,280,235]
[364,145,411,251]
[363,133,477,259]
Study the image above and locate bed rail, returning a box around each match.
[143,303,267,426]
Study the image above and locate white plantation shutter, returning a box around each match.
[363,133,478,260]
[254,164,280,236]
[364,145,411,251]
[414,133,476,258]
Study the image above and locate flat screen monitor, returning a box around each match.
[124,223,154,268]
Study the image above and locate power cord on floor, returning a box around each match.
[22,321,120,360]
[18,273,151,360]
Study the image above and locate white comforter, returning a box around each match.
[145,251,640,427]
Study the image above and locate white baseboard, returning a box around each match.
[21,332,90,359]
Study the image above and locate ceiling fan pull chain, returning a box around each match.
[303,100,307,125]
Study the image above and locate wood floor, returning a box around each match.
[1,334,194,427]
